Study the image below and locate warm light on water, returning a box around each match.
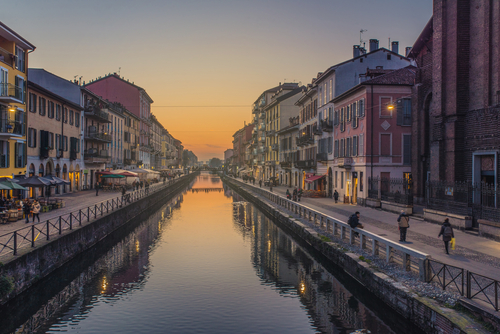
[2,172,422,334]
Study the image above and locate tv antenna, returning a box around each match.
[360,29,367,46]
[119,67,121,76]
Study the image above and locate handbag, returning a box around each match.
[451,237,456,250]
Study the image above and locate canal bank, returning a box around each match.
[222,175,492,334]
[0,172,198,305]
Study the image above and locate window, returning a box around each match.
[29,93,37,112]
[397,98,412,126]
[328,137,333,154]
[346,137,351,157]
[329,79,333,101]
[403,134,412,165]
[341,171,344,189]
[14,142,26,168]
[359,134,364,156]
[75,112,80,127]
[387,54,391,60]
[360,172,364,191]
[28,128,37,147]
[353,136,358,156]
[359,98,365,117]
[55,104,60,120]
[334,110,339,126]
[48,101,55,118]
[381,134,391,156]
[335,171,338,188]
[346,105,351,122]
[340,138,344,157]
[15,47,26,72]
[63,108,68,123]
[55,134,61,153]
[69,110,74,125]
[334,140,339,157]
[14,76,25,102]
[0,140,9,168]
[48,132,54,150]
[39,97,46,116]
[63,136,68,151]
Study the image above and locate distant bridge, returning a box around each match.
[191,188,224,193]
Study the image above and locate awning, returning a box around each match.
[305,175,325,183]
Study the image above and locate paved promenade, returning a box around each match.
[239,179,500,281]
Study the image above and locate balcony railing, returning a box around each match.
[313,126,322,136]
[84,149,111,163]
[84,130,112,142]
[0,83,24,103]
[320,119,333,132]
[296,135,314,146]
[337,157,353,168]
[295,160,316,168]
[84,105,111,123]
[0,118,25,137]
[280,161,292,168]
[316,152,328,161]
[0,47,14,67]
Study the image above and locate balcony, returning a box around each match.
[265,160,276,166]
[280,161,292,168]
[266,129,275,136]
[320,119,333,132]
[313,126,322,136]
[316,152,328,161]
[258,124,266,131]
[252,105,259,114]
[0,47,14,68]
[259,112,265,119]
[84,129,112,143]
[296,135,314,147]
[337,157,353,169]
[295,160,316,168]
[0,83,24,104]
[0,118,25,139]
[271,144,279,151]
[84,149,111,164]
[84,105,111,123]
[124,158,136,166]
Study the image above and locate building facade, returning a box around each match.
[0,21,35,178]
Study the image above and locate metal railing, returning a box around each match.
[0,173,194,259]
[226,176,430,281]
[369,176,413,206]
[428,259,499,311]
[0,83,24,102]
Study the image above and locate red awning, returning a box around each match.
[305,175,325,183]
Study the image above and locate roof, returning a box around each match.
[276,124,299,135]
[28,81,82,110]
[253,83,299,105]
[408,17,433,59]
[265,87,303,111]
[85,73,154,103]
[331,65,416,103]
[0,21,35,51]
[315,47,411,85]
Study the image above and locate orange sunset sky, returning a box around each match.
[1,0,432,161]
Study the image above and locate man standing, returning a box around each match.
[95,181,100,196]
[397,210,410,242]
[333,190,339,203]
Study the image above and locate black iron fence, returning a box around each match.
[426,180,500,223]
[368,176,413,205]
[428,259,499,311]
[0,174,193,259]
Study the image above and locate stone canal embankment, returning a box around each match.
[0,172,197,305]
[223,175,493,334]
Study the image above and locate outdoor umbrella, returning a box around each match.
[117,171,138,177]
[0,183,12,190]
[100,174,125,178]
[17,176,53,187]
[0,180,27,190]
[43,175,70,185]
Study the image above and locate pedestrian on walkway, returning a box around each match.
[293,188,297,201]
[121,186,126,201]
[270,184,273,192]
[397,210,410,242]
[297,188,303,202]
[438,218,454,254]
[333,190,339,203]
[32,200,41,223]
[259,180,262,188]
[95,182,100,196]
[286,189,291,200]
[23,199,31,223]
[348,211,364,236]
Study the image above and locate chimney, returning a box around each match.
[353,45,361,58]
[405,47,412,57]
[391,41,399,54]
[369,39,379,52]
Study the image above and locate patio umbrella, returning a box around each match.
[0,180,27,190]
[43,175,70,185]
[117,171,138,177]
[100,174,125,178]
[0,183,12,190]
[17,176,53,187]
[0,177,19,182]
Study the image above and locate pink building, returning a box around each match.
[85,74,154,168]
[331,66,415,205]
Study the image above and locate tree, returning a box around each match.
[209,157,222,168]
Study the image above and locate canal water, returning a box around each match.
[1,172,421,334]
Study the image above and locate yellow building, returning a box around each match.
[0,21,35,177]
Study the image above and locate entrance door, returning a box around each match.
[352,176,358,204]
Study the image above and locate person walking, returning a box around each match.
[121,186,126,201]
[333,190,339,203]
[32,200,41,223]
[95,181,100,196]
[293,188,298,201]
[23,199,31,223]
[397,210,410,242]
[297,188,303,202]
[259,179,262,188]
[286,189,291,200]
[438,218,454,254]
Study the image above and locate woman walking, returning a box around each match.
[438,218,454,254]
[32,200,41,223]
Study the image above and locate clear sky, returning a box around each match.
[1,0,432,161]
